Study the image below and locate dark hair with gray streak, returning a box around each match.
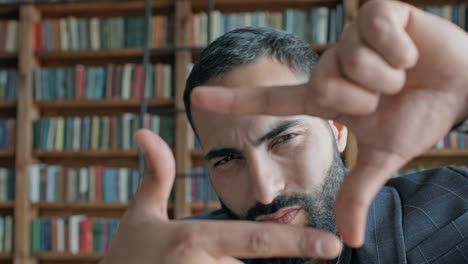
[183,27,319,132]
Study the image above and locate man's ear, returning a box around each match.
[328,120,347,152]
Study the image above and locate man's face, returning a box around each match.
[191,57,348,233]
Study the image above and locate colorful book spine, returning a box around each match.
[33,63,172,101]
[33,114,174,151]
[0,216,13,253]
[31,216,119,254]
[0,119,15,150]
[0,20,18,53]
[0,69,18,100]
[190,5,344,46]
[0,168,14,201]
[32,16,172,51]
[29,165,141,204]
[186,167,219,204]
[433,132,468,149]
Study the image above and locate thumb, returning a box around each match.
[129,128,176,220]
[335,147,406,247]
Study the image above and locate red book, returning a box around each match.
[133,65,144,99]
[33,21,43,51]
[75,65,86,99]
[110,117,117,150]
[79,219,93,253]
[51,218,58,252]
[95,166,103,202]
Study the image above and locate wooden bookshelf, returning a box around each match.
[190,201,221,213]
[36,98,174,116]
[35,0,173,17]
[191,0,338,12]
[0,253,12,260]
[33,252,103,261]
[0,201,14,209]
[1,0,363,263]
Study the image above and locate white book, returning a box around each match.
[69,215,85,254]
[316,7,329,44]
[151,115,160,135]
[30,165,41,203]
[57,218,65,252]
[4,216,12,252]
[79,168,88,201]
[121,64,132,99]
[90,18,100,50]
[59,19,69,51]
[0,217,4,252]
[5,21,18,53]
[89,167,96,202]
[0,169,6,201]
[68,17,79,51]
[72,117,81,151]
[118,169,127,203]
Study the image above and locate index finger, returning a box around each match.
[184,220,342,260]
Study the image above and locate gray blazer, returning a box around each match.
[186,166,468,264]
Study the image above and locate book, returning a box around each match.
[0,20,18,53]
[0,167,14,201]
[33,63,172,101]
[33,16,172,51]
[29,165,140,204]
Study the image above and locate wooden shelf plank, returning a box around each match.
[0,201,14,209]
[190,201,221,212]
[0,52,17,60]
[36,98,174,116]
[0,150,14,159]
[36,0,173,17]
[33,252,104,261]
[191,0,338,12]
[36,48,177,66]
[33,202,128,210]
[0,252,13,260]
[422,148,468,158]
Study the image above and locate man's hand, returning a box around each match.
[191,0,468,248]
[101,129,342,264]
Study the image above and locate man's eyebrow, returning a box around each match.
[255,119,304,146]
[204,119,304,161]
[205,147,242,161]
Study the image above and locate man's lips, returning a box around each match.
[255,207,302,224]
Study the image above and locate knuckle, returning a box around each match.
[299,233,314,256]
[248,230,272,254]
[342,48,367,78]
[174,225,202,251]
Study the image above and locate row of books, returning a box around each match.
[0,69,17,101]
[0,216,13,253]
[0,20,18,53]
[31,216,119,254]
[34,63,172,101]
[33,114,174,151]
[33,16,173,51]
[423,5,468,30]
[191,6,344,46]
[0,119,15,150]
[433,132,467,149]
[187,167,218,203]
[29,165,140,203]
[0,168,14,201]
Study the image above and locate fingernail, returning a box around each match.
[317,237,341,257]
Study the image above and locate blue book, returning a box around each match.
[0,120,7,148]
[95,67,105,99]
[42,219,52,252]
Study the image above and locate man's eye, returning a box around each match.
[272,133,298,147]
[213,155,239,168]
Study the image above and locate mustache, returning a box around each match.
[245,193,314,221]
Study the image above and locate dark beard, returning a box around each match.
[242,148,347,264]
